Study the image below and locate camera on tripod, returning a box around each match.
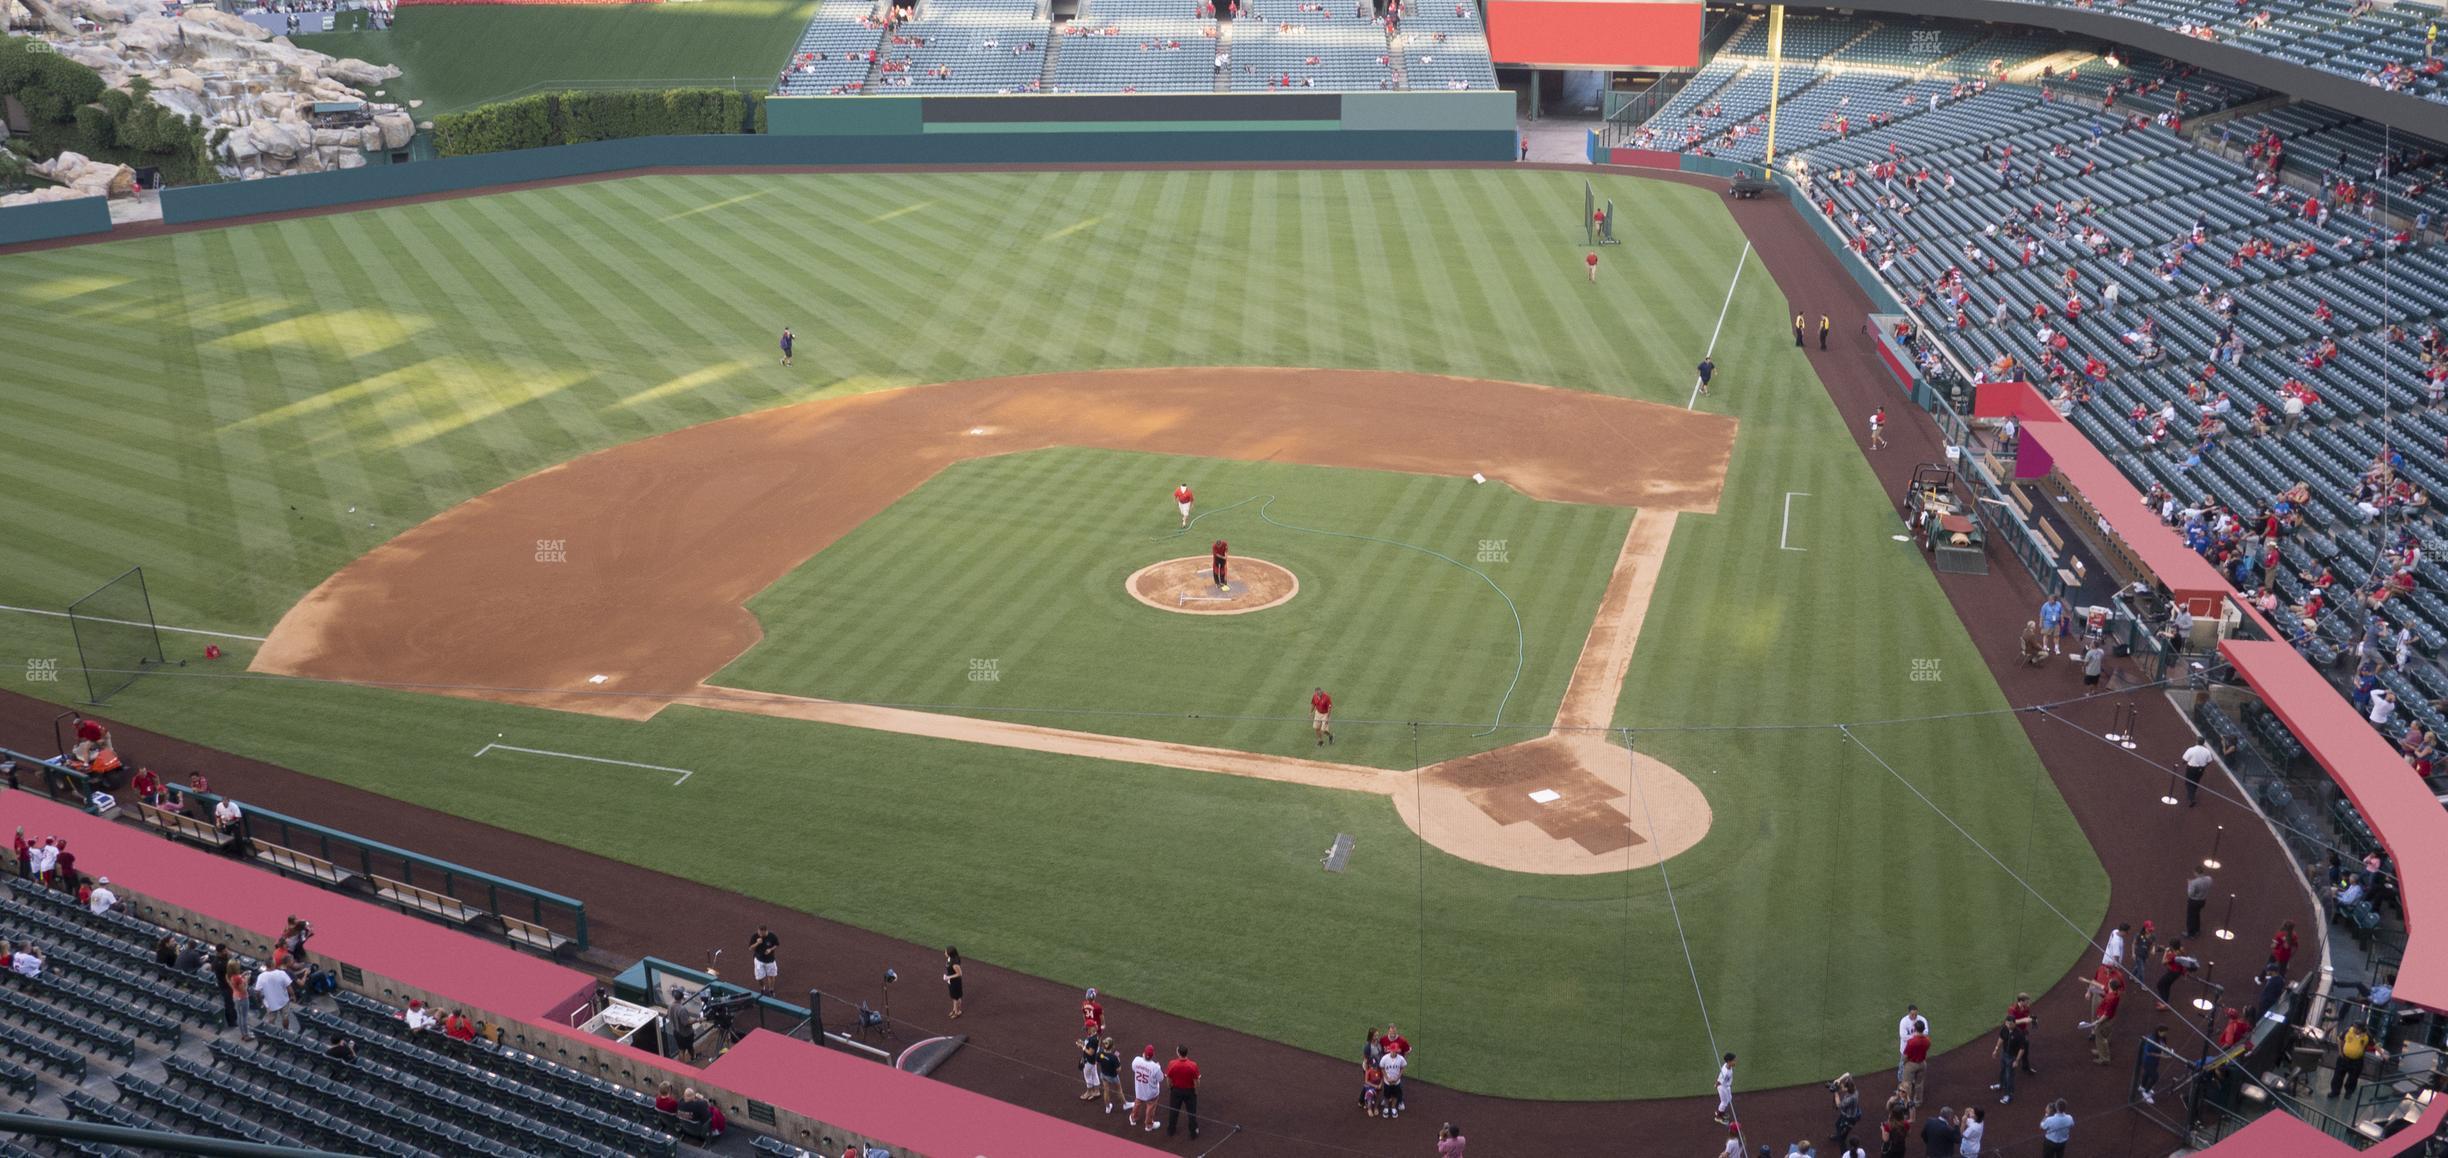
[702,989,757,1030]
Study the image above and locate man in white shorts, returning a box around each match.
[1174,483,1194,528]
[747,924,780,997]
[1128,1044,1165,1132]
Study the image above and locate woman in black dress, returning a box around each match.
[943,946,964,1019]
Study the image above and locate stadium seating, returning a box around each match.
[1634,15,2448,819]
[1051,0,1219,93]
[1231,0,1394,91]
[785,0,1495,92]
[779,0,891,96]
[0,871,714,1158]
[1989,0,2448,104]
[872,0,1051,94]
[1395,0,1495,92]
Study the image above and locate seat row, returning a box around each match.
[292,1009,680,1156]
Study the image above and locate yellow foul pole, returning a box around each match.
[1764,5,1785,167]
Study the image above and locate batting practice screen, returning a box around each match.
[1485,0,1701,71]
[67,566,165,704]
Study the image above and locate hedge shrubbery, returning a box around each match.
[432,89,764,156]
[0,37,217,185]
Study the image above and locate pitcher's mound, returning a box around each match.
[1127,557,1299,615]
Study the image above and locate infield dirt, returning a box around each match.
[250,366,1732,872]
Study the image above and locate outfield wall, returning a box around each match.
[0,195,114,246]
[764,89,1515,141]
[154,111,1512,225]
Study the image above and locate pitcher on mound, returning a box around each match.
[1174,483,1194,528]
[1211,539,1229,589]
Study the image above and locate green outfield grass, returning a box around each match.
[713,449,1633,766]
[295,0,816,116]
[0,168,2109,1098]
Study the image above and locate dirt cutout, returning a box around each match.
[254,368,1731,873]
[1127,557,1299,615]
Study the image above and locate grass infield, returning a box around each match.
[713,448,1634,767]
[0,169,2108,1098]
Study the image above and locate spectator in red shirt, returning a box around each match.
[2270,921,2298,970]
[1163,1045,1201,1139]
[1900,1027,1931,1105]
[444,1011,477,1042]
[1585,251,1599,283]
[130,767,163,808]
[71,716,110,763]
[2082,975,2122,1064]
[1311,687,1335,747]
[183,772,210,817]
[1380,1024,1408,1058]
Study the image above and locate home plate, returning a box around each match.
[1527,788,1562,804]
[588,675,608,684]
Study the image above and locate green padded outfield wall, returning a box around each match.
[156,125,1513,224]
[0,194,115,247]
[765,89,1514,144]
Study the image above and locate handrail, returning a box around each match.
[0,746,587,950]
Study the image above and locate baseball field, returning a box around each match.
[0,167,2108,1099]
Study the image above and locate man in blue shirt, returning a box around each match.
[2038,1100,2074,1157]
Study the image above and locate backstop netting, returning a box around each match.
[67,567,165,704]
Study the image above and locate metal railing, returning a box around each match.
[0,747,587,950]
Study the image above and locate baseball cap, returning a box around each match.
[1085,988,1097,999]
[1143,1045,1156,1058]
[96,876,107,884]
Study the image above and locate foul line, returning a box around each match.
[1780,492,1810,552]
[1688,239,1753,410]
[1837,725,2253,1090]
[0,604,267,642]
[1621,729,1734,1141]
[474,742,693,786]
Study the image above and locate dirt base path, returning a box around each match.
[253,368,1735,720]
[1400,510,1708,874]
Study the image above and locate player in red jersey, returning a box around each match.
[1174,483,1194,528]
[1310,687,1334,746]
[1211,540,1229,589]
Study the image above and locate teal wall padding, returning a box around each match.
[158,130,1514,224]
[0,195,115,246]
[1336,91,1513,131]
